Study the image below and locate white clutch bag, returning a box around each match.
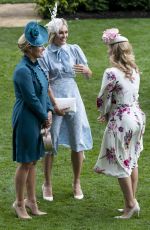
[55,97,76,113]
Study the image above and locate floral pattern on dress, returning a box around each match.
[113,81,123,94]
[124,129,133,149]
[123,158,131,168]
[135,141,141,154]
[108,118,117,132]
[118,153,132,169]
[101,147,117,164]
[116,105,130,121]
[97,96,103,108]
[94,67,146,178]
[106,71,116,81]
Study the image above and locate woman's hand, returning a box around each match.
[48,111,52,125]
[43,119,51,129]
[54,104,69,116]
[97,115,106,123]
[73,64,92,78]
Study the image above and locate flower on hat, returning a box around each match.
[102,28,120,45]
[29,25,39,39]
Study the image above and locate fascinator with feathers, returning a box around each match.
[102,28,128,45]
[45,2,64,35]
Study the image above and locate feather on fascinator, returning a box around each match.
[45,2,68,43]
[102,28,128,45]
[49,1,58,20]
[45,2,63,35]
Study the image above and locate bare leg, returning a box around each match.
[71,150,84,198]
[24,162,47,215]
[114,176,140,219]
[26,162,36,202]
[131,167,138,199]
[117,167,139,213]
[42,153,53,200]
[43,153,53,187]
[118,177,135,210]
[13,162,33,219]
[15,163,33,205]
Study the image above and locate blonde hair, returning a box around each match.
[109,41,139,78]
[47,18,68,44]
[18,33,30,52]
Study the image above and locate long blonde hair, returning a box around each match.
[109,41,139,78]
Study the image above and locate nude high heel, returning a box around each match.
[73,183,84,200]
[24,199,47,216]
[12,201,32,220]
[114,203,140,219]
[42,184,53,201]
[117,199,140,213]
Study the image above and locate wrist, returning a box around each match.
[53,102,57,107]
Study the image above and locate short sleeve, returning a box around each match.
[97,69,116,116]
[71,44,88,66]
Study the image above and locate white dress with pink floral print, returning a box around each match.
[94,67,145,178]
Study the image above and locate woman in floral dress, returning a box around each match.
[94,28,145,219]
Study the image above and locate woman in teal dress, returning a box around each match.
[12,21,53,219]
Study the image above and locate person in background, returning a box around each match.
[38,18,93,201]
[12,21,53,219]
[94,28,145,219]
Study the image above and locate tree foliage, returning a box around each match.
[35,0,150,18]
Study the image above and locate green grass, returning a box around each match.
[0,19,150,229]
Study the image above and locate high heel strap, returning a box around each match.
[114,203,140,219]
[117,199,140,213]
[24,199,47,216]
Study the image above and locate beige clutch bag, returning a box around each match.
[41,128,52,151]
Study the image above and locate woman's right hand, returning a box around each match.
[43,119,51,128]
[54,104,69,116]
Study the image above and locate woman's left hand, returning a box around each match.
[73,64,92,77]
[48,111,52,125]
[97,115,106,123]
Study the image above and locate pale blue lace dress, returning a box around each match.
[39,44,93,154]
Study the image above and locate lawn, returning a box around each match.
[0,18,150,230]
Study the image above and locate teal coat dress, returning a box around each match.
[12,55,53,163]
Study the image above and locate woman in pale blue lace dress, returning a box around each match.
[94,28,145,219]
[39,18,93,200]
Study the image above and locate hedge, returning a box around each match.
[35,0,150,18]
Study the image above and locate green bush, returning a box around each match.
[109,0,150,11]
[35,0,150,18]
[118,0,150,10]
[35,0,109,18]
[80,0,109,12]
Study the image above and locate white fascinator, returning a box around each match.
[102,28,128,45]
[45,2,64,35]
